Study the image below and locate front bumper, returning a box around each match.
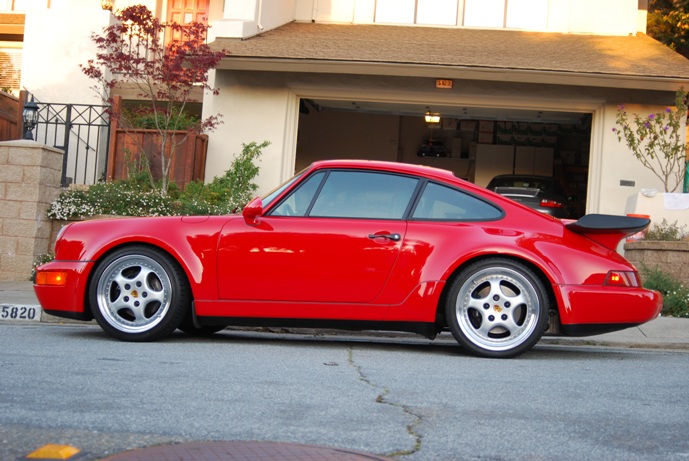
[33,261,94,320]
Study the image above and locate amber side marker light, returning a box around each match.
[22,443,83,460]
[604,271,639,287]
[35,271,68,287]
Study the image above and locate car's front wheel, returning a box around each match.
[446,258,548,358]
[89,246,190,341]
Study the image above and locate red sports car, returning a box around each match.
[34,160,662,358]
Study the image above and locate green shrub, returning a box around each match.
[640,264,689,318]
[122,105,200,131]
[47,141,266,220]
[180,141,267,214]
[645,218,688,241]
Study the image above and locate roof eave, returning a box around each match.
[216,57,689,91]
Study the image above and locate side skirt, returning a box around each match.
[196,316,440,340]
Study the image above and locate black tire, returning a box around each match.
[446,258,549,358]
[88,245,190,341]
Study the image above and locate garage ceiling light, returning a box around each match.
[425,111,440,124]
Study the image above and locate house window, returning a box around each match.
[463,0,549,29]
[375,0,458,26]
[166,0,209,43]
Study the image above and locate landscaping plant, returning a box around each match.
[47,142,265,220]
[81,4,226,194]
[613,88,689,193]
[640,264,689,318]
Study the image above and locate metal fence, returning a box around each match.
[33,101,111,187]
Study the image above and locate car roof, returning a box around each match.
[309,159,458,182]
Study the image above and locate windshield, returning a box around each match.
[261,168,308,208]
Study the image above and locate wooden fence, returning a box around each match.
[0,90,22,141]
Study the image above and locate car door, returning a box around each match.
[216,169,419,304]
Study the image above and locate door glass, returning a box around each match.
[310,171,418,219]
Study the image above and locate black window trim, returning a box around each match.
[266,167,505,222]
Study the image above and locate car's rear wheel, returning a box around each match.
[89,246,190,341]
[446,258,548,358]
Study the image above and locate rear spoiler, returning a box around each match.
[565,214,651,250]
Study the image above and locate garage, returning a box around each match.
[297,99,591,217]
[208,22,689,218]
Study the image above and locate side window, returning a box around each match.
[310,171,418,219]
[412,182,502,221]
[269,171,325,216]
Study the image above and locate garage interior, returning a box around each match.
[297,99,592,218]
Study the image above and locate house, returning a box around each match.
[8,0,689,218]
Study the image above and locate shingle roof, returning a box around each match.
[210,22,689,80]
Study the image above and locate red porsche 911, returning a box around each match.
[34,160,661,358]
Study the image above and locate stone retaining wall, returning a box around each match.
[0,141,63,281]
[624,240,689,286]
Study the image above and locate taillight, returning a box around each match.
[539,199,563,208]
[604,271,640,287]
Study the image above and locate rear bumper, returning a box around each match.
[556,284,662,335]
[33,261,93,320]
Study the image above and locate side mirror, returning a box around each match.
[242,197,264,225]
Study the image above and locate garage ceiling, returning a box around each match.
[305,99,589,125]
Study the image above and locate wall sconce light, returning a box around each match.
[22,96,39,141]
[424,111,440,124]
[101,0,113,11]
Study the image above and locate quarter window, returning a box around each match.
[412,182,502,221]
[270,171,325,216]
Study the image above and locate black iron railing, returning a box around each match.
[32,99,111,187]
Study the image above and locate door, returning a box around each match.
[216,169,419,304]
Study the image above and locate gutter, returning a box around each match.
[214,57,689,91]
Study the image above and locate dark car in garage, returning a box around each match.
[486,174,574,219]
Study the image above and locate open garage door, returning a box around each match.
[296,99,591,218]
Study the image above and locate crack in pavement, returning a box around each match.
[347,347,423,458]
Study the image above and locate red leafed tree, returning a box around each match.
[81,4,226,194]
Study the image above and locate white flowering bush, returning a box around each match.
[641,264,689,318]
[47,183,173,219]
[47,141,266,220]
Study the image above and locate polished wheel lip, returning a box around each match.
[96,254,172,334]
[455,266,540,352]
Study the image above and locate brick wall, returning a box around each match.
[0,141,63,281]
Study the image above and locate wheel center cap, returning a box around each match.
[493,305,502,313]
[131,290,139,298]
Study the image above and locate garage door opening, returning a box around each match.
[296,99,591,218]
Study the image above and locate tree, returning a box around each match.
[647,0,689,58]
[613,88,689,193]
[81,5,226,194]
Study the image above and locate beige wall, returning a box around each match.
[21,1,114,105]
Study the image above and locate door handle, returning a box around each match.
[368,233,401,242]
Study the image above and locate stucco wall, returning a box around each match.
[596,102,685,215]
[21,1,114,105]
[202,70,298,192]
